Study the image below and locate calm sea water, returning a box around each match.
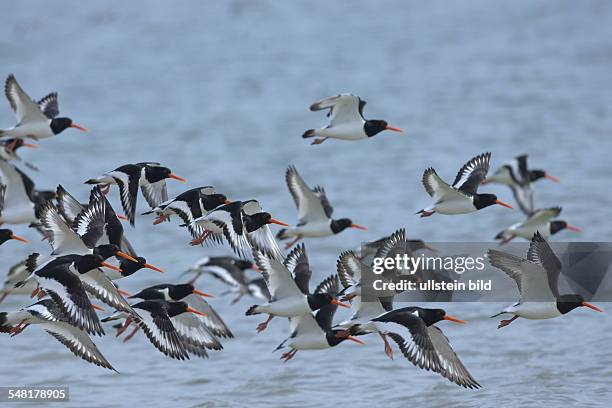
[1,1,612,407]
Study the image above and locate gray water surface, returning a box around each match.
[1,1,611,407]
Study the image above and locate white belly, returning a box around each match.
[289,332,329,350]
[258,296,309,317]
[511,223,551,240]
[506,301,561,319]
[3,122,53,139]
[294,220,332,237]
[434,197,476,215]
[317,123,366,141]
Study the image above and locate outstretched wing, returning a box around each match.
[422,168,457,201]
[285,165,330,224]
[310,94,364,125]
[452,152,491,196]
[4,74,46,123]
[37,92,60,119]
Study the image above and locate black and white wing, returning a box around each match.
[336,250,362,289]
[526,232,562,298]
[35,264,104,336]
[523,207,562,228]
[140,178,168,210]
[108,167,140,227]
[56,185,85,223]
[201,203,250,257]
[37,92,60,119]
[285,165,330,224]
[510,183,535,216]
[4,74,46,123]
[252,247,303,299]
[284,243,311,295]
[79,268,135,314]
[130,302,189,360]
[422,167,460,201]
[452,152,491,196]
[310,93,365,125]
[182,293,234,339]
[247,225,284,261]
[38,203,89,255]
[171,312,222,357]
[42,321,116,371]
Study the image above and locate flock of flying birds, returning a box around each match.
[0,78,603,389]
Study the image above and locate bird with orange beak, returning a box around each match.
[302,93,403,145]
[84,162,187,226]
[0,74,88,140]
[276,165,367,249]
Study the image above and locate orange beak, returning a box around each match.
[351,223,368,231]
[144,263,164,273]
[495,199,514,209]
[115,251,139,263]
[92,304,106,312]
[566,224,582,232]
[10,234,28,243]
[251,263,261,272]
[347,336,365,345]
[186,307,207,317]
[116,214,129,221]
[444,315,466,324]
[545,173,560,183]
[581,301,603,312]
[22,142,38,148]
[331,299,350,308]
[268,218,289,227]
[101,262,122,273]
[193,289,213,298]
[385,125,404,133]
[169,173,187,183]
[70,123,89,132]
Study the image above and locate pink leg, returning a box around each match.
[153,214,170,225]
[380,332,393,360]
[311,138,328,145]
[256,315,274,333]
[498,315,519,329]
[190,231,212,246]
[123,326,139,342]
[419,210,435,218]
[284,235,302,250]
[499,235,516,245]
[116,317,132,337]
[281,349,298,362]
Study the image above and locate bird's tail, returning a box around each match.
[84,179,101,185]
[0,312,9,333]
[245,305,260,316]
[275,228,289,240]
[494,230,505,240]
[489,311,507,318]
[302,129,316,139]
[273,338,288,352]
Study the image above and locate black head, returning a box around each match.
[73,254,105,274]
[0,229,14,245]
[243,212,271,233]
[331,218,352,234]
[306,293,335,311]
[145,166,173,183]
[473,193,499,210]
[364,120,388,137]
[50,117,74,134]
[118,256,147,277]
[166,283,195,301]
[201,193,228,211]
[550,220,568,235]
[417,308,447,326]
[529,170,546,182]
[165,301,190,318]
[556,294,585,315]
[93,244,121,261]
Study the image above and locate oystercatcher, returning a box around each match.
[302,93,403,145]
[1,299,116,371]
[85,162,187,226]
[0,228,28,246]
[418,152,513,217]
[488,232,603,328]
[245,245,349,332]
[0,74,88,140]
[241,199,287,260]
[275,275,365,362]
[276,165,367,249]
[142,186,228,236]
[351,306,479,388]
[495,207,581,244]
[189,201,250,256]
[128,283,232,339]
[484,154,559,215]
